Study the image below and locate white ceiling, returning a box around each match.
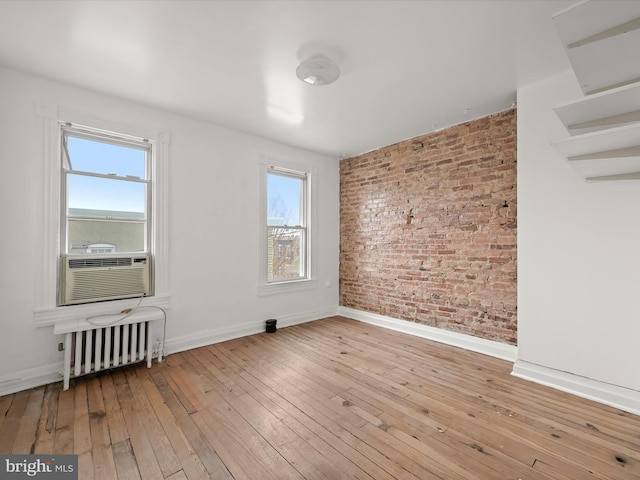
[0,0,584,158]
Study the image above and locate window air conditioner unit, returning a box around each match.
[59,255,151,306]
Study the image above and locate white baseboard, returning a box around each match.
[164,306,337,356]
[338,307,640,415]
[337,306,517,362]
[512,360,640,416]
[0,362,63,397]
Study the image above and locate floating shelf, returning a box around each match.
[553,1,640,94]
[553,120,640,157]
[552,122,640,181]
[572,159,640,183]
[585,172,640,183]
[554,82,640,135]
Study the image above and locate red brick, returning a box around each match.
[340,109,517,345]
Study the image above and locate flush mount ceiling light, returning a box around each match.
[296,55,340,86]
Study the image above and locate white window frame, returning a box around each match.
[258,158,316,295]
[34,102,170,325]
[60,124,152,257]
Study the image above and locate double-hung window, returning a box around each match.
[266,166,309,283]
[58,124,153,306]
[61,125,151,256]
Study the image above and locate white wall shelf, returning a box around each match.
[553,122,640,158]
[554,82,640,135]
[553,1,640,95]
[552,122,640,181]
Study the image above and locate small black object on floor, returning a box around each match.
[266,319,277,333]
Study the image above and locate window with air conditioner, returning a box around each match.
[58,125,153,305]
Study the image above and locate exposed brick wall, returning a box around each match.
[340,109,517,344]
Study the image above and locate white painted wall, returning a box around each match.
[517,69,640,393]
[0,66,339,393]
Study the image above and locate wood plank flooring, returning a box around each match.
[1,316,638,479]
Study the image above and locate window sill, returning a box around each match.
[34,293,170,327]
[257,279,316,296]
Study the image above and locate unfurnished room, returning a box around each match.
[0,1,639,479]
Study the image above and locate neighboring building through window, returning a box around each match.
[87,243,116,254]
[266,167,308,283]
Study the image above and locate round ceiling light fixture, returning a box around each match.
[296,55,340,86]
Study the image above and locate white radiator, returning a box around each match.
[54,311,164,390]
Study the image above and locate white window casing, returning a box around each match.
[257,157,316,295]
[34,102,170,325]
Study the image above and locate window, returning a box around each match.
[57,124,155,307]
[34,102,170,324]
[61,125,151,256]
[265,166,309,283]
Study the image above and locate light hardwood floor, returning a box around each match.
[0,316,638,479]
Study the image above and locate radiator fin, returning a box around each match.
[63,321,152,389]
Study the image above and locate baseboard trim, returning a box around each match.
[338,307,640,415]
[164,307,337,356]
[337,306,517,362]
[0,362,62,397]
[512,360,640,416]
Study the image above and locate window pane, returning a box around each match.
[68,174,146,219]
[67,219,145,254]
[267,227,303,281]
[66,135,147,178]
[267,173,302,226]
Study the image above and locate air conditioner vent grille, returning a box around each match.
[70,269,147,301]
[69,257,134,269]
[60,255,151,305]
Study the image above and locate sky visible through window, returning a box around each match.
[66,136,146,214]
[267,173,302,226]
